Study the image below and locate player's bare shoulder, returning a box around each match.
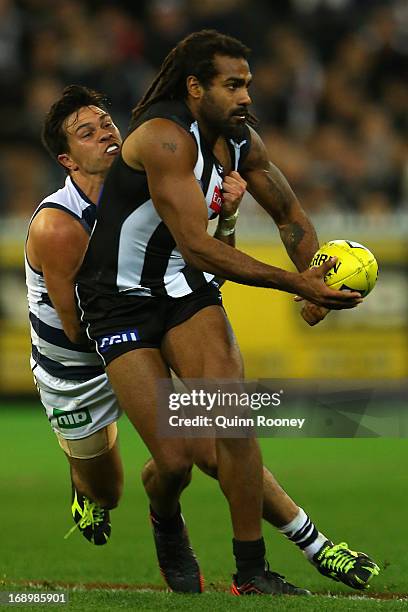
[122,118,197,173]
[27,208,89,272]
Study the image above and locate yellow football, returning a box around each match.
[309,240,378,297]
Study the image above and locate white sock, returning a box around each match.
[279,507,327,562]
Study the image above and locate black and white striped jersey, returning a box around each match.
[78,100,251,299]
[25,176,104,380]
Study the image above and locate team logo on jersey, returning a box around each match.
[210,185,224,214]
[53,407,92,429]
[97,328,140,353]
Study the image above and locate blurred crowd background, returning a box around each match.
[0,0,407,218]
[1,0,407,393]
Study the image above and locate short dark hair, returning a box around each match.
[131,30,255,127]
[41,85,109,159]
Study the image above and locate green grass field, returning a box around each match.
[1,404,407,611]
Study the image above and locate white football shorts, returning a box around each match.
[32,362,122,440]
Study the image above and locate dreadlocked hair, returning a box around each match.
[130,29,257,129]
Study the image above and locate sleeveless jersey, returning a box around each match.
[25,176,104,380]
[78,100,251,299]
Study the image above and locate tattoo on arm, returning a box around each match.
[243,127,318,267]
[280,222,306,258]
[161,142,177,153]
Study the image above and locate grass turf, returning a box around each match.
[1,404,407,610]
[1,590,408,612]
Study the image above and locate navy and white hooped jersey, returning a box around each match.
[78,100,251,299]
[25,176,104,380]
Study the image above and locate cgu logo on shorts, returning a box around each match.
[209,185,224,214]
[97,329,140,353]
[53,407,92,429]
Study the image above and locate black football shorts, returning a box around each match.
[78,282,223,366]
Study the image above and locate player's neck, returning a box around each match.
[69,173,105,205]
[198,122,220,149]
[186,99,221,148]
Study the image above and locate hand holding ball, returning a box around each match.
[310,240,378,297]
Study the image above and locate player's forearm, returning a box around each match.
[214,209,238,247]
[180,234,301,293]
[212,227,235,287]
[278,209,319,272]
[214,231,235,248]
[46,285,88,345]
[244,154,319,271]
[60,314,87,345]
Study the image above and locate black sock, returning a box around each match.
[233,537,266,585]
[150,504,184,534]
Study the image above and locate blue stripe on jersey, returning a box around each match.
[33,202,82,223]
[81,204,97,235]
[71,178,95,205]
[27,176,103,378]
[29,311,94,353]
[33,201,96,236]
[38,292,53,306]
[31,345,104,380]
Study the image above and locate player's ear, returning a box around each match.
[58,153,78,172]
[186,75,203,100]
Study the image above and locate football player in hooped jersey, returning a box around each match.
[26,87,124,545]
[26,84,250,549]
[27,85,248,547]
[76,32,378,595]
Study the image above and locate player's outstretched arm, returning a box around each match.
[122,119,361,310]
[27,209,89,344]
[241,127,334,323]
[241,127,319,273]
